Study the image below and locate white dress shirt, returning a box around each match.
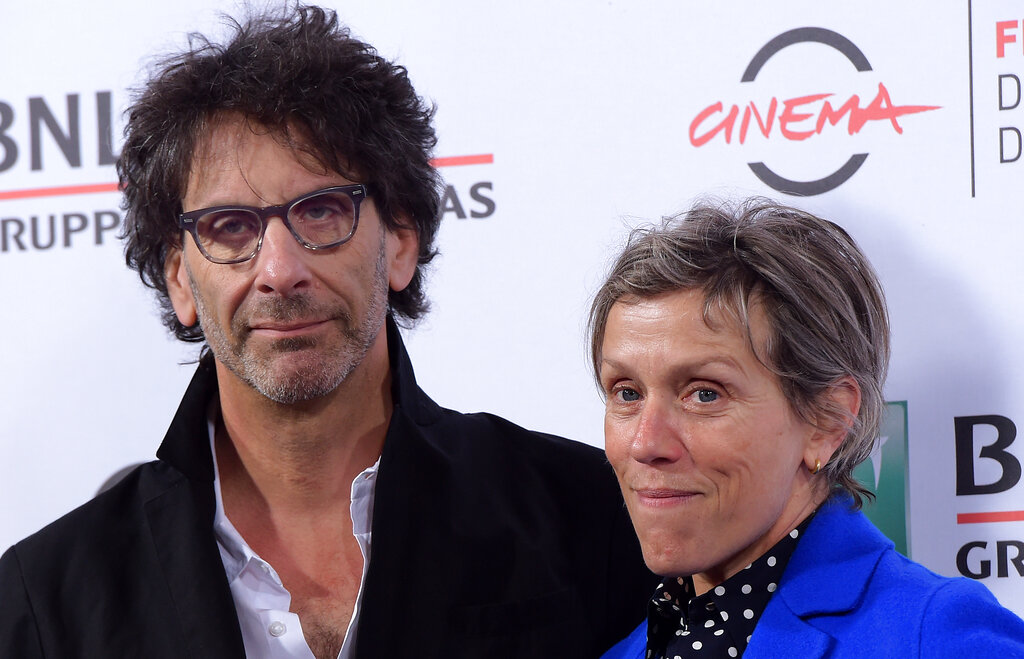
[208,414,378,659]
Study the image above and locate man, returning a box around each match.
[0,6,652,658]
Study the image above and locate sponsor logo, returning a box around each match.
[690,27,940,195]
[435,154,496,221]
[0,90,498,255]
[953,414,1024,579]
[971,11,1024,195]
[855,401,910,556]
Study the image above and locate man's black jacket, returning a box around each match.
[0,320,654,657]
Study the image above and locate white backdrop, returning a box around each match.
[2,0,1023,614]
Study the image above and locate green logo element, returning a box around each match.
[853,401,909,556]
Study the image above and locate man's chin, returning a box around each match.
[219,346,351,405]
[269,336,321,353]
[250,368,346,405]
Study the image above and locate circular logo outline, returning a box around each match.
[742,27,871,196]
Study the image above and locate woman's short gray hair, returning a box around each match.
[588,198,890,506]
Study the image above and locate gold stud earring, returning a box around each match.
[811,459,822,475]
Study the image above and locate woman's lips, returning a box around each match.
[633,488,700,507]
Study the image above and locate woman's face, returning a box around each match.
[601,288,830,593]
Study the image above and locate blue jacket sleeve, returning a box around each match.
[919,577,1024,657]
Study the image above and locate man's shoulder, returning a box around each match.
[389,397,619,507]
[5,460,184,564]
[425,404,610,472]
[0,459,241,658]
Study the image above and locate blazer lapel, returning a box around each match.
[747,497,890,659]
[146,356,245,657]
[145,476,246,658]
[745,594,834,659]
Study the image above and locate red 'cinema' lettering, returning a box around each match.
[778,93,831,140]
[689,83,940,147]
[738,98,777,143]
[690,103,737,147]
[997,20,1020,58]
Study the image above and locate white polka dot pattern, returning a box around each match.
[641,511,817,658]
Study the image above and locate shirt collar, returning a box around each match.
[646,512,816,658]
[205,399,381,582]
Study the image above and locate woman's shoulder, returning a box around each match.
[873,550,1024,653]
[767,498,1024,655]
[811,502,1024,654]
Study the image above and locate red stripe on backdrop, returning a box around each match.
[430,153,493,167]
[0,154,493,201]
[957,510,1024,524]
[0,182,121,201]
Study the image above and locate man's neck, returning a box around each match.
[210,335,390,658]
[213,332,393,518]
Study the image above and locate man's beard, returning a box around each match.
[189,244,389,405]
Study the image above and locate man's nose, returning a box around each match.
[252,217,314,295]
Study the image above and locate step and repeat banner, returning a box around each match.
[2,0,1022,614]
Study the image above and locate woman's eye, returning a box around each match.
[616,388,641,402]
[695,389,719,403]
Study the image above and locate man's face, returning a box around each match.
[164,117,418,404]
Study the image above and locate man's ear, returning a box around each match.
[804,376,862,469]
[385,221,419,292]
[164,247,198,327]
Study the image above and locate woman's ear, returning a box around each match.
[804,376,862,470]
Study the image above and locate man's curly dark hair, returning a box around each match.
[118,4,441,341]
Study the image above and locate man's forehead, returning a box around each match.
[189,115,326,173]
[182,114,347,206]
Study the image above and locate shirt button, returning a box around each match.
[268,621,287,637]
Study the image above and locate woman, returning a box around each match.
[590,200,1024,658]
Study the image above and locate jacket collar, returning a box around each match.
[384,315,441,426]
[155,314,433,481]
[155,352,219,482]
[775,495,891,617]
[609,496,894,659]
[743,495,892,659]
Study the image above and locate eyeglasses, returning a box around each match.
[177,184,368,264]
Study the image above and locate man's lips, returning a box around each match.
[632,488,700,507]
[248,319,330,336]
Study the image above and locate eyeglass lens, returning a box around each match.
[194,190,357,262]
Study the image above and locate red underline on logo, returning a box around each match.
[0,154,494,202]
[957,510,1024,524]
[430,153,493,167]
[0,182,121,201]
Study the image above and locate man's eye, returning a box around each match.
[696,389,719,403]
[302,204,339,221]
[217,218,252,234]
[204,212,259,238]
[293,193,353,223]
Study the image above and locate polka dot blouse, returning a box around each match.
[643,513,816,659]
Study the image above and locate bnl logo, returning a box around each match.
[954,415,1024,580]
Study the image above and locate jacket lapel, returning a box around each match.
[145,477,246,657]
[745,602,834,659]
[746,497,890,659]
[146,354,246,657]
[354,319,455,656]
